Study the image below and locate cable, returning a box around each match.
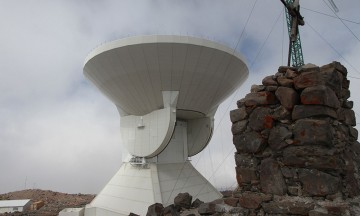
[302,7,360,25]
[321,0,360,42]
[306,21,360,76]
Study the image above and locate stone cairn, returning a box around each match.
[230,62,360,215]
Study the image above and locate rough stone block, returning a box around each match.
[292,105,337,120]
[198,203,216,215]
[248,107,273,131]
[293,119,334,146]
[262,75,278,86]
[231,120,247,135]
[321,69,343,96]
[147,203,164,216]
[260,158,287,195]
[337,108,356,126]
[230,107,248,123]
[191,198,204,208]
[244,91,277,106]
[235,153,259,168]
[299,63,320,73]
[294,71,323,89]
[301,85,340,108]
[236,167,257,184]
[275,86,299,110]
[233,131,265,153]
[223,198,238,207]
[277,76,294,87]
[250,84,265,92]
[268,126,292,150]
[299,169,341,196]
[238,192,272,209]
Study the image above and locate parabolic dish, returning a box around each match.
[84,35,248,118]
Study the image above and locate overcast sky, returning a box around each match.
[1,0,359,195]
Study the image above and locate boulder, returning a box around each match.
[238,192,272,209]
[337,108,356,126]
[248,107,273,131]
[275,87,299,110]
[301,85,340,108]
[298,63,320,73]
[262,200,315,215]
[230,107,248,123]
[250,84,265,92]
[299,169,341,196]
[191,198,204,208]
[294,71,323,89]
[293,119,334,146]
[285,68,298,78]
[235,154,259,168]
[233,131,265,153]
[236,167,257,184]
[198,203,216,215]
[292,105,337,120]
[260,158,287,195]
[162,205,180,216]
[231,120,247,135]
[244,91,277,106]
[277,76,294,87]
[268,126,292,150]
[262,75,278,86]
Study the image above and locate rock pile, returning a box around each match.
[230,62,360,215]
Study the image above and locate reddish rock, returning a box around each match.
[233,131,265,153]
[292,105,337,120]
[238,192,272,209]
[301,85,340,108]
[293,119,334,146]
[174,193,192,209]
[260,158,287,195]
[223,198,238,207]
[244,91,277,106]
[248,107,273,131]
[262,200,315,215]
[294,71,323,89]
[299,169,341,196]
[262,75,278,86]
[236,167,257,184]
[231,120,247,135]
[250,84,265,92]
[230,107,248,123]
[268,126,292,150]
[272,105,291,120]
[275,87,299,110]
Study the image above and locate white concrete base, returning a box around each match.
[84,161,221,216]
[58,208,84,216]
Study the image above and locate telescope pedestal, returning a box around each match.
[84,161,221,216]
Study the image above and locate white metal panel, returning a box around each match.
[187,117,214,156]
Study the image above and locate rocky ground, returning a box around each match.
[0,189,95,216]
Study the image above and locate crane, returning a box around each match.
[280,0,339,67]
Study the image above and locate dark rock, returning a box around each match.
[299,169,341,196]
[174,193,192,209]
[349,126,358,139]
[308,209,329,216]
[237,98,246,108]
[248,107,273,131]
[293,119,334,146]
[230,107,248,123]
[337,108,356,126]
[268,126,292,150]
[301,85,340,108]
[279,66,296,73]
[343,78,350,89]
[163,204,180,216]
[236,167,257,184]
[231,120,247,135]
[250,84,265,92]
[260,158,287,195]
[265,85,278,92]
[198,203,216,215]
[129,213,140,216]
[321,61,347,76]
[235,153,259,168]
[191,198,204,208]
[292,105,337,120]
[262,200,315,215]
[244,91,277,106]
[341,89,351,99]
[321,68,343,96]
[233,131,265,153]
[272,105,291,120]
[283,154,343,171]
[277,76,294,87]
[275,87,299,110]
[283,145,335,157]
[343,100,353,109]
[262,75,278,86]
[146,203,164,216]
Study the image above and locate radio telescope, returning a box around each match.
[83,35,248,216]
